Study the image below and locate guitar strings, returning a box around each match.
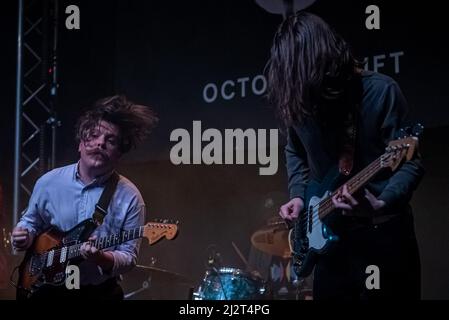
[37,223,174,261]
[294,158,382,235]
[306,159,381,231]
[36,226,145,261]
[291,158,382,254]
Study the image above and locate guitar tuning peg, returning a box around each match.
[413,123,424,136]
[405,126,413,136]
[398,128,407,138]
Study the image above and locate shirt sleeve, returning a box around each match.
[377,82,425,209]
[108,198,145,276]
[285,126,310,201]
[16,177,49,236]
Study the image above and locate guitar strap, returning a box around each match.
[92,172,120,226]
[338,105,358,176]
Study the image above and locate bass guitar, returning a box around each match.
[289,129,421,278]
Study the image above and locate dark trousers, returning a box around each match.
[24,277,124,300]
[313,213,421,300]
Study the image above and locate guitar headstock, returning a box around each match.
[381,124,423,171]
[142,219,179,245]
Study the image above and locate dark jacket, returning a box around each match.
[286,71,424,216]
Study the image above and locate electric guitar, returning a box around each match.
[289,127,421,278]
[15,218,178,299]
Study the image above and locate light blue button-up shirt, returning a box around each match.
[17,163,146,285]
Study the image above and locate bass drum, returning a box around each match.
[193,267,267,300]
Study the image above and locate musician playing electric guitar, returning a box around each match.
[267,12,424,300]
[12,95,159,299]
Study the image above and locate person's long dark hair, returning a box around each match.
[267,11,360,127]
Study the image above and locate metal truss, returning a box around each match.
[13,0,59,228]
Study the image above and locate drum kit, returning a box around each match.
[192,267,267,300]
[250,217,291,258]
[123,216,312,300]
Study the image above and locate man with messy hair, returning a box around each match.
[12,95,158,299]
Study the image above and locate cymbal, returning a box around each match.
[122,265,194,300]
[132,265,194,285]
[251,226,291,258]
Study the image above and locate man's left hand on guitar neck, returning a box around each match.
[80,236,114,273]
[332,184,386,215]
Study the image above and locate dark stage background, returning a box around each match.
[0,0,448,299]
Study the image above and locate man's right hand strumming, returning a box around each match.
[279,197,304,221]
[11,227,33,251]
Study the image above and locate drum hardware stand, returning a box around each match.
[123,257,156,300]
[293,277,305,300]
[207,251,228,300]
[205,245,229,300]
[123,277,152,299]
[211,266,228,300]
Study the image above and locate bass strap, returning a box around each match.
[338,105,358,176]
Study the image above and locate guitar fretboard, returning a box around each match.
[317,156,384,219]
[67,226,144,259]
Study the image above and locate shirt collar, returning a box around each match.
[74,161,115,187]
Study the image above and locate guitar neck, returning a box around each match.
[67,226,144,260]
[318,155,384,220]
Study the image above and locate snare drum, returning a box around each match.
[193,267,266,300]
